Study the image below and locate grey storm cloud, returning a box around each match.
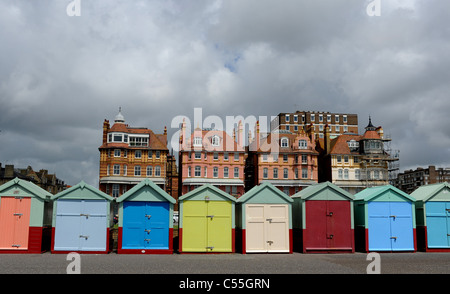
[0,0,449,186]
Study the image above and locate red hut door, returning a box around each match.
[305,200,352,251]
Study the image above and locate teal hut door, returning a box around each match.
[426,202,450,248]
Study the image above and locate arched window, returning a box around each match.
[281,137,289,148]
[211,135,220,146]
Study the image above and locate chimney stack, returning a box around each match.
[324,124,331,155]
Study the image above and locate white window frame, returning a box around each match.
[135,165,141,176]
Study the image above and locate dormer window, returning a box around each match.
[298,140,307,149]
[211,135,220,146]
[347,140,359,149]
[281,137,289,148]
[129,135,149,147]
[193,137,202,146]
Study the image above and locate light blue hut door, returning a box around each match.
[426,202,450,248]
[54,199,107,251]
[368,201,414,251]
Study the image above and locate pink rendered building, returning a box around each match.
[179,120,246,197]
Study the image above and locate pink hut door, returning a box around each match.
[0,197,31,250]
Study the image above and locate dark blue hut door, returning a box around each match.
[122,202,169,250]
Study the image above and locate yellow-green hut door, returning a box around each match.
[182,200,232,252]
[207,201,232,252]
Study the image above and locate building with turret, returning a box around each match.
[316,117,397,194]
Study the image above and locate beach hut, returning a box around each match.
[116,179,176,254]
[354,185,416,252]
[411,182,450,252]
[178,184,236,253]
[292,182,355,253]
[51,181,114,254]
[236,182,293,254]
[0,178,53,253]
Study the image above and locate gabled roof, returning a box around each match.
[52,181,113,201]
[292,181,354,200]
[182,129,244,152]
[251,132,318,154]
[237,182,293,203]
[179,184,237,202]
[410,182,450,202]
[354,185,415,202]
[0,177,52,200]
[329,134,362,155]
[99,124,168,151]
[116,178,175,203]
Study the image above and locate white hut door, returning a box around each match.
[246,204,289,253]
[266,204,289,252]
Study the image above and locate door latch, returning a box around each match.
[144,239,151,242]
[266,218,272,222]
[206,215,214,219]
[13,213,23,216]
[206,246,214,250]
[80,214,90,218]
[145,214,152,219]
[327,234,334,239]
[79,235,89,240]
[144,229,151,233]
[327,212,333,216]
[267,240,274,245]
[391,236,397,240]
[11,244,21,248]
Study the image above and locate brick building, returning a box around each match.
[0,163,67,194]
[98,109,172,199]
[393,165,450,194]
[271,111,358,139]
[245,121,319,196]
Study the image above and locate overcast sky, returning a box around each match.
[1,0,449,187]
